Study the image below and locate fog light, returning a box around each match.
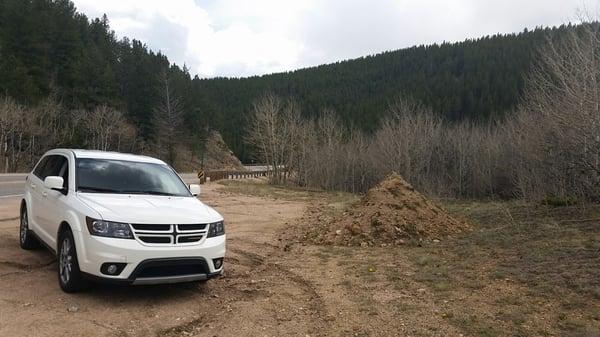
[107,264,118,274]
[213,258,223,269]
[100,262,126,276]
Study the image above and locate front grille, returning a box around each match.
[131,224,208,246]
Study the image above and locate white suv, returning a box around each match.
[19,149,226,293]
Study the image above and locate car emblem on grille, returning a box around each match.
[170,225,179,242]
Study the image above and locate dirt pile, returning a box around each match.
[202,130,245,171]
[306,173,469,246]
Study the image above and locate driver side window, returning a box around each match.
[33,156,49,179]
[58,158,69,190]
[36,155,69,192]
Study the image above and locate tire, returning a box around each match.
[19,205,39,250]
[57,229,86,293]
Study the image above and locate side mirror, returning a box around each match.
[44,176,65,192]
[189,184,201,196]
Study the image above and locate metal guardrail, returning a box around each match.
[200,169,273,183]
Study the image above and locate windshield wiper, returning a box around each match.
[78,186,123,193]
[121,190,177,196]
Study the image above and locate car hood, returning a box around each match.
[77,193,222,224]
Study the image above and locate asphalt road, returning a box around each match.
[0,173,202,199]
[0,174,27,199]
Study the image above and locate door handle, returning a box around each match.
[30,183,36,190]
[42,191,47,197]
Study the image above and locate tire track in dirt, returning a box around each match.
[0,259,55,271]
[82,318,128,337]
[155,244,328,337]
[155,318,205,337]
[149,246,270,337]
[229,246,328,321]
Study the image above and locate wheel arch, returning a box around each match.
[21,195,33,218]
[57,221,71,237]
[56,221,71,248]
[56,220,86,292]
[56,214,88,266]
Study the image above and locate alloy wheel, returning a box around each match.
[59,237,73,284]
[20,211,28,244]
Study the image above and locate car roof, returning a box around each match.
[48,149,166,165]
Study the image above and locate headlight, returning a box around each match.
[86,217,133,239]
[207,221,225,238]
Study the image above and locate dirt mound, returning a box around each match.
[311,174,469,246]
[202,130,245,171]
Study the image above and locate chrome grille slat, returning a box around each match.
[131,224,171,231]
[177,224,207,231]
[134,230,173,234]
[131,224,207,246]
[138,235,173,244]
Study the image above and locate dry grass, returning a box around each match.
[443,201,600,298]
[217,179,600,336]
[406,200,600,336]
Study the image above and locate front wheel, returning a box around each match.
[19,205,39,250]
[58,229,85,293]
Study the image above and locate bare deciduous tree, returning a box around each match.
[0,97,25,172]
[246,93,301,184]
[82,105,137,152]
[154,69,184,166]
[372,99,443,194]
[0,96,139,172]
[509,23,600,200]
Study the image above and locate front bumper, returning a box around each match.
[74,231,226,284]
[82,257,223,285]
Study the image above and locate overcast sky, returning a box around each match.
[72,0,596,78]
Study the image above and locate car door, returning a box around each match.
[28,156,50,234]
[37,155,69,248]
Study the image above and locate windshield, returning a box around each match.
[76,158,191,197]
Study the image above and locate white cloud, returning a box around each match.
[72,0,596,78]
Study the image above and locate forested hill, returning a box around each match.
[172,25,576,160]
[196,31,539,129]
[0,0,582,161]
